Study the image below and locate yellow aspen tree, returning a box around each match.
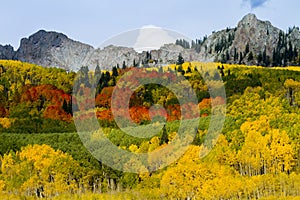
[268,130,295,174]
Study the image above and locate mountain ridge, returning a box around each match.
[1,13,300,70]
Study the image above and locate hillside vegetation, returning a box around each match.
[0,60,300,199]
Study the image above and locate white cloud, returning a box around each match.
[133,26,176,52]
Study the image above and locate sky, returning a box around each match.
[0,0,299,49]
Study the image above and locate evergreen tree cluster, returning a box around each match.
[96,71,111,95]
[217,29,299,66]
[175,39,190,49]
[271,30,299,66]
[192,36,208,53]
[175,36,207,53]
[62,98,73,115]
[215,33,235,53]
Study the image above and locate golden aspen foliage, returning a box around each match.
[0,144,83,197]
[0,118,13,129]
[237,116,295,176]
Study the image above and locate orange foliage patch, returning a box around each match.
[20,84,72,122]
[43,105,72,122]
[95,86,114,108]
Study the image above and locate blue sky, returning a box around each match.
[1,0,299,49]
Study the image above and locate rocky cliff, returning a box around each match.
[0,45,15,60]
[13,30,94,70]
[1,13,300,70]
[197,13,300,66]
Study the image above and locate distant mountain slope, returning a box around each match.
[13,30,94,71]
[1,13,300,70]
[197,14,300,66]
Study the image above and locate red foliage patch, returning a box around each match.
[20,84,72,122]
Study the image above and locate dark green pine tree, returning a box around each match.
[112,66,118,77]
[225,50,230,61]
[245,43,250,55]
[99,72,109,89]
[133,59,137,67]
[122,61,127,69]
[68,96,74,115]
[160,125,169,145]
[262,47,269,66]
[176,53,185,65]
[248,51,254,61]
[62,99,68,113]
[104,71,111,83]
[234,48,238,61]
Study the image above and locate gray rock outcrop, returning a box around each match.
[13,30,94,70]
[0,45,15,60]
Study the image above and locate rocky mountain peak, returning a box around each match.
[233,13,281,61]
[13,30,94,70]
[237,13,272,29]
[24,30,68,48]
[193,13,300,66]
[1,14,300,69]
[238,13,258,26]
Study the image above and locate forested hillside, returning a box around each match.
[0,60,300,199]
